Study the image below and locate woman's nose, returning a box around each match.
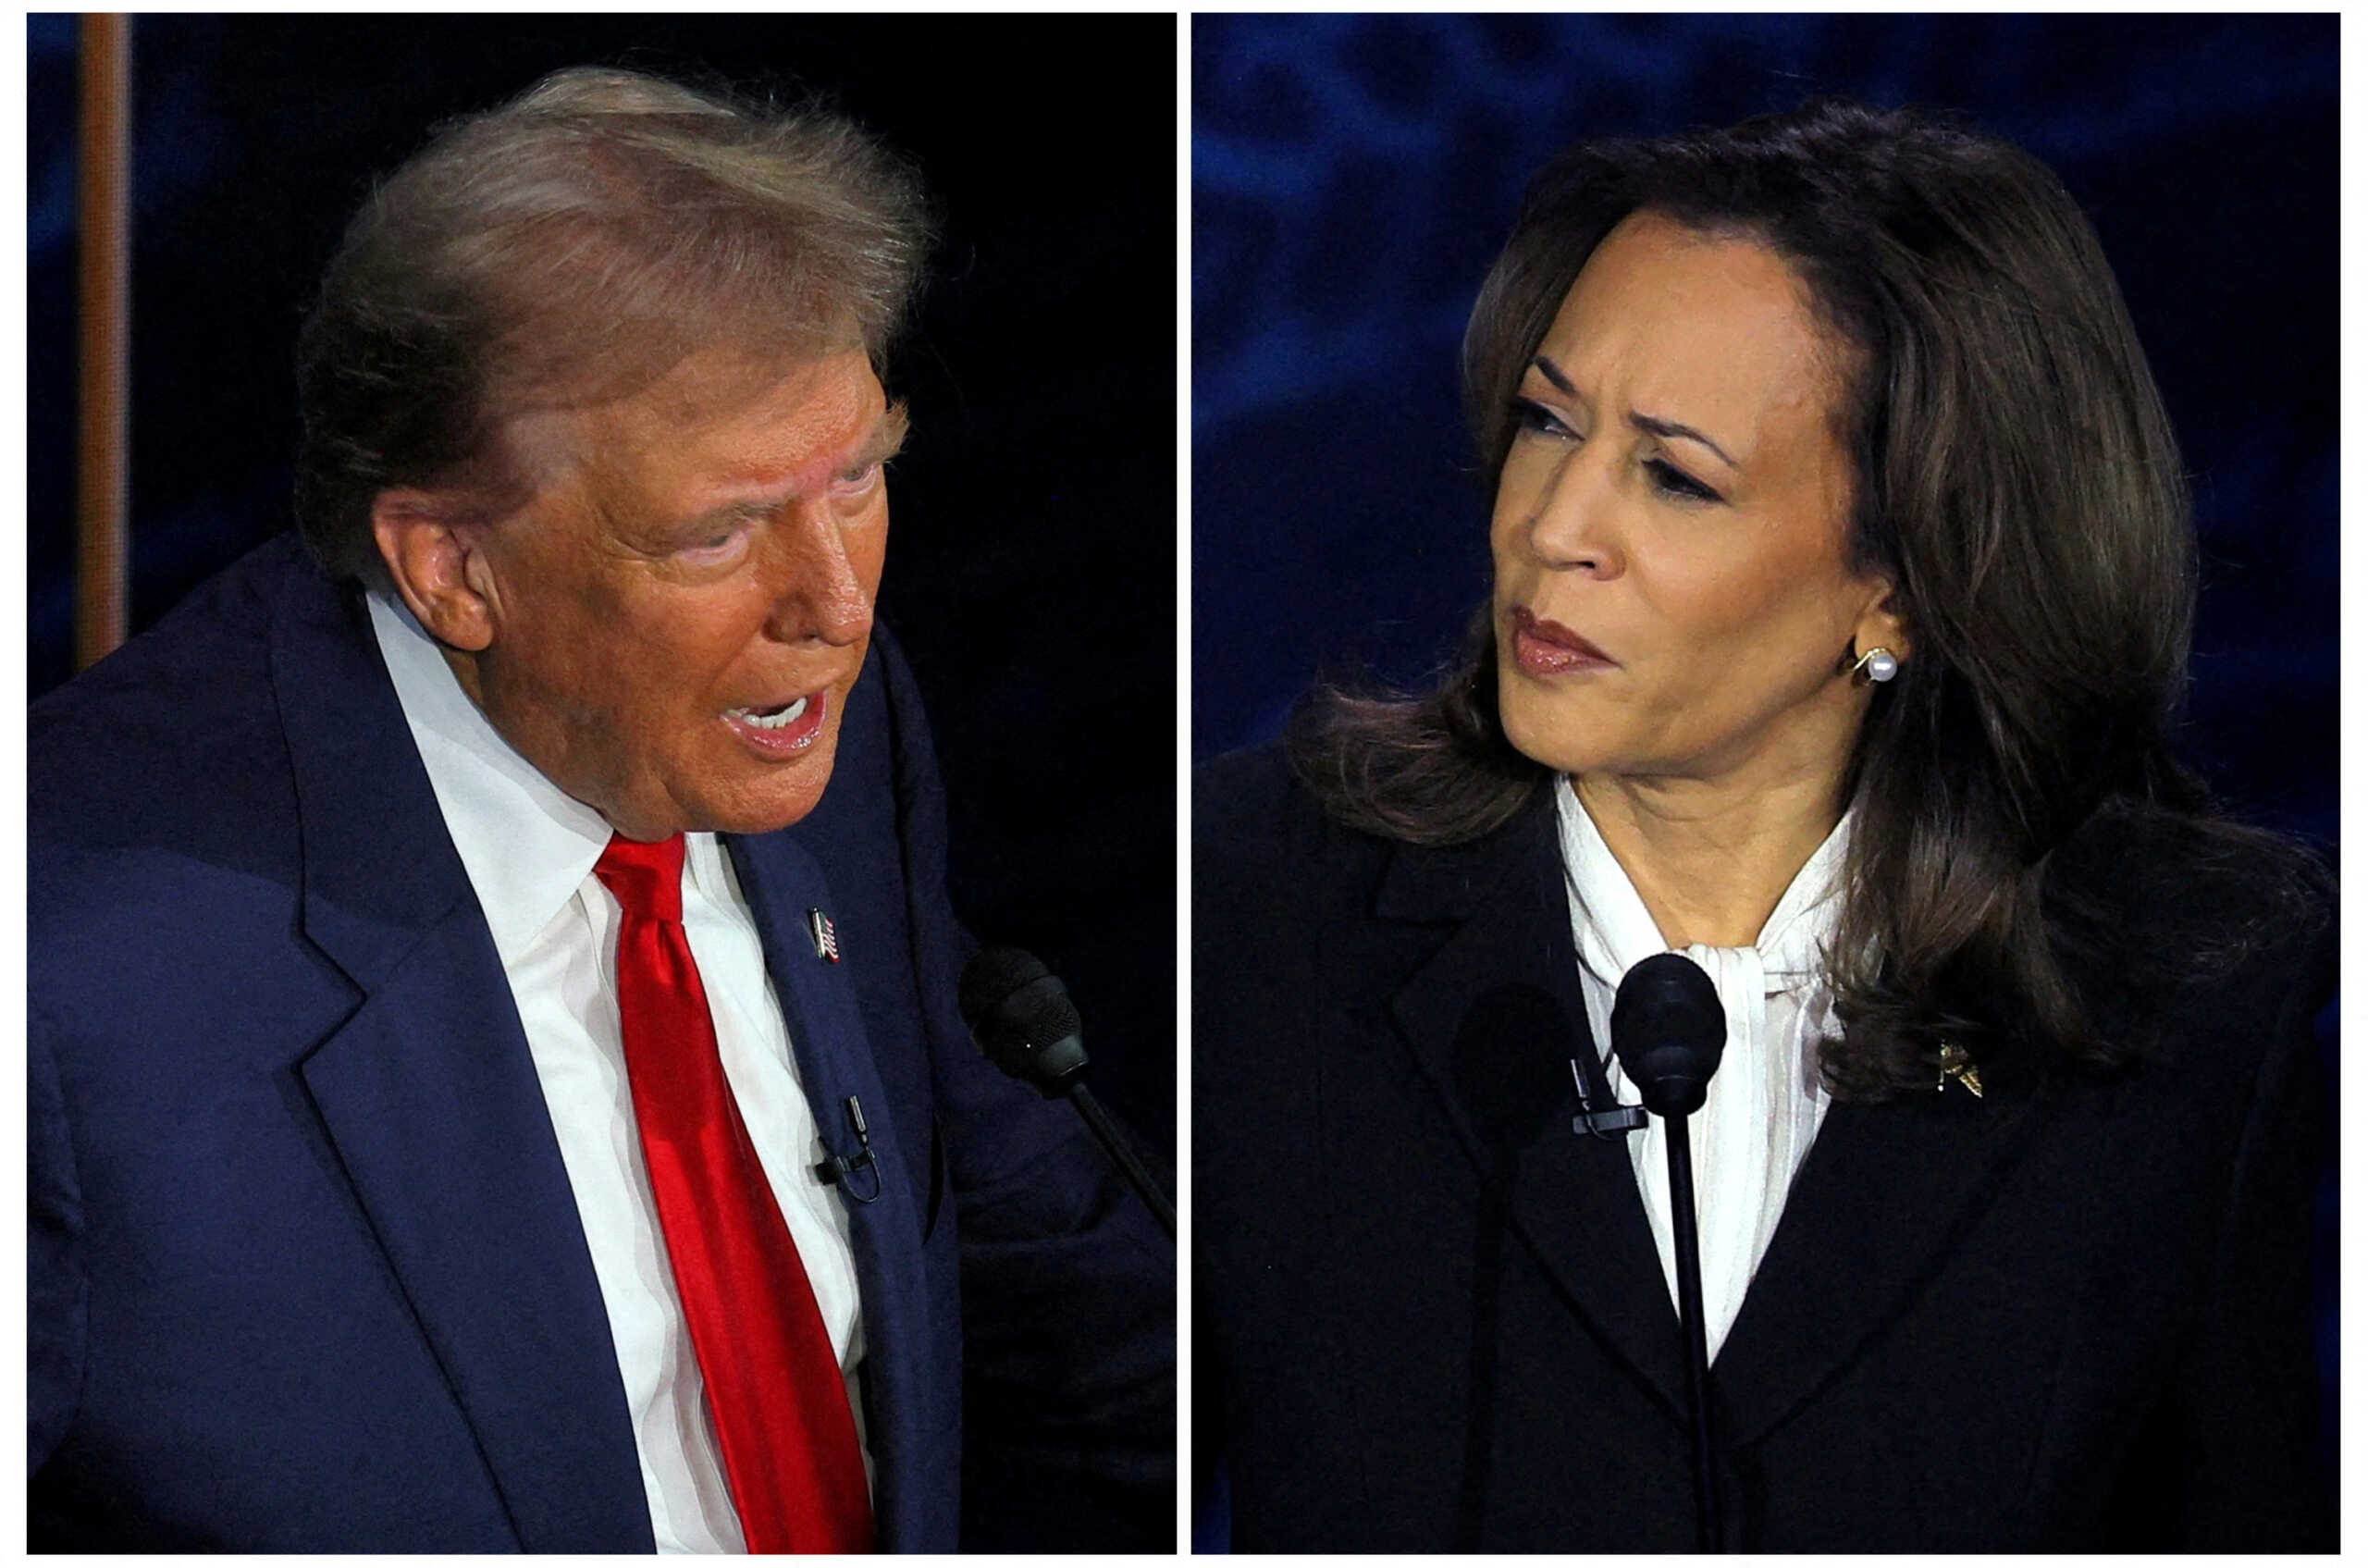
[1523,449,1624,577]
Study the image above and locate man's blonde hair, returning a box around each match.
[294,66,930,588]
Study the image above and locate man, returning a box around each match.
[30,68,1173,1552]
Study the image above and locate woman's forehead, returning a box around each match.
[1538,212,1843,463]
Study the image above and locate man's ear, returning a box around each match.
[371,492,497,653]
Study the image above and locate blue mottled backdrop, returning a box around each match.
[1191,12,2334,1549]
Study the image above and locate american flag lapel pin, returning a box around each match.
[807,907,842,964]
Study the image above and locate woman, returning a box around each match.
[1195,99,2333,1551]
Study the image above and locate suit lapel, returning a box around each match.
[296,920,656,1551]
[1378,786,2057,1451]
[1712,1033,2051,1449]
[726,829,936,1554]
[271,560,651,1552]
[1380,792,1692,1426]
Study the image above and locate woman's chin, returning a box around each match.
[1497,692,1603,778]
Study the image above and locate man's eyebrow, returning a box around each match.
[680,401,914,533]
[1527,354,1738,470]
[860,400,912,464]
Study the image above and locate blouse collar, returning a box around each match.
[1554,775,1852,994]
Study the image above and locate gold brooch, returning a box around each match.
[1936,1041,1983,1098]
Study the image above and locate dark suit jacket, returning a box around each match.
[29,534,1174,1552]
[1194,744,2332,1551]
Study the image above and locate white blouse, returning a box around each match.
[1553,778,1846,1363]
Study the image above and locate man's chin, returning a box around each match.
[706,799,823,836]
[688,750,842,837]
[590,728,845,840]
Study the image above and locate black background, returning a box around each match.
[31,15,1177,1154]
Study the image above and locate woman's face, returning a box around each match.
[1491,209,1905,799]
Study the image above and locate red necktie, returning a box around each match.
[594,833,873,1554]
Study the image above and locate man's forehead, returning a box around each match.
[580,347,891,483]
[641,343,882,430]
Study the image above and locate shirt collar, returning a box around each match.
[367,592,614,964]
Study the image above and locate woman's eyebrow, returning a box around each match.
[1529,353,1738,470]
[1531,352,1581,397]
[1631,411,1737,470]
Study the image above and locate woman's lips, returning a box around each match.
[1509,606,1618,675]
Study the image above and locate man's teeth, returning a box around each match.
[729,697,810,730]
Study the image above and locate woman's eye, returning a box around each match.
[1511,398,1577,439]
[1646,459,1721,504]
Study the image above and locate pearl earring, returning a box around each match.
[1850,646,1899,684]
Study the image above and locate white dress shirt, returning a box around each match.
[1554,778,1845,1363]
[367,593,869,1554]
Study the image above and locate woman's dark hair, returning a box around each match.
[1289,97,2315,1097]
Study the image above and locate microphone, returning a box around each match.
[957,946,1176,1241]
[1610,952,1726,1116]
[958,946,1090,1094]
[1610,951,1727,1552]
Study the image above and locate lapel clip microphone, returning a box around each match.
[1570,1055,1650,1140]
[812,1094,882,1204]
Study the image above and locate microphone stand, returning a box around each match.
[1609,950,1730,1551]
[957,947,1177,1241]
[1067,1082,1176,1240]
[1662,1114,1720,1552]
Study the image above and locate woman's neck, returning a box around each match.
[1571,768,1846,949]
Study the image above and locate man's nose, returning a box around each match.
[761,500,873,647]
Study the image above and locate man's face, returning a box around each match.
[457,347,906,842]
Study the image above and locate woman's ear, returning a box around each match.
[371,492,497,653]
[1854,579,1912,667]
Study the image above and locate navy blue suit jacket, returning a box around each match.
[29,535,1173,1551]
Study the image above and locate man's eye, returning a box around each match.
[678,526,748,560]
[835,460,883,490]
